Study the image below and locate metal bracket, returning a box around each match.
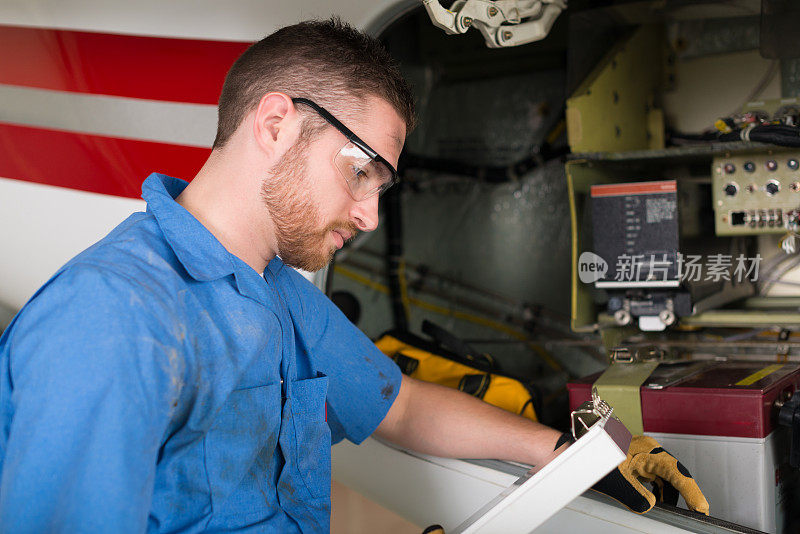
[571,387,614,440]
[609,345,665,364]
[422,0,567,48]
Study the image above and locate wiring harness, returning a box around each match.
[671,106,800,148]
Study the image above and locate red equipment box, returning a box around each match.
[567,361,800,439]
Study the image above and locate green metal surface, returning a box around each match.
[681,309,800,327]
[593,362,659,435]
[566,25,664,153]
[566,161,618,331]
[741,296,800,309]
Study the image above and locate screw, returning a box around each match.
[488,6,498,16]
[502,30,513,41]
[614,309,631,325]
[462,16,473,27]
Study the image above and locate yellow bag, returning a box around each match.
[375,325,539,422]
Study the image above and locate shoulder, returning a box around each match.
[10,260,175,352]
[60,212,192,309]
[9,212,192,362]
[5,260,193,409]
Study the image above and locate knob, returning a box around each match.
[789,159,799,171]
[767,160,779,172]
[744,161,756,173]
[723,163,736,174]
[767,181,780,195]
[724,183,738,196]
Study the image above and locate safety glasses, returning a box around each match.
[292,97,399,201]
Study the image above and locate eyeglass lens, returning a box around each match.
[335,142,395,200]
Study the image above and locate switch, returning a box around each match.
[766,181,780,195]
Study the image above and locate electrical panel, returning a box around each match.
[713,151,800,236]
[584,178,753,331]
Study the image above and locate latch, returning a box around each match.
[421,0,567,48]
[571,387,614,440]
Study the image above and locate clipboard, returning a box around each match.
[451,391,632,533]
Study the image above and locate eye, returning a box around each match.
[351,166,370,183]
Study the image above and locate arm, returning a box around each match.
[375,374,566,468]
[375,374,710,515]
[0,266,183,532]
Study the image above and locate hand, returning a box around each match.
[592,435,709,515]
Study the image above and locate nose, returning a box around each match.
[350,193,380,232]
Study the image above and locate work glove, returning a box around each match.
[591,435,710,515]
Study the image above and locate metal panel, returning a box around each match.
[566,25,664,153]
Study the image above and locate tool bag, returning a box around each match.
[375,321,540,421]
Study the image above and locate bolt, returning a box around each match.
[488,6,498,17]
[502,30,513,41]
[614,309,631,326]
[462,16,473,28]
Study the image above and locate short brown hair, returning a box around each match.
[213,17,416,149]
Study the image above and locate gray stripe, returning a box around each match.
[0,84,217,147]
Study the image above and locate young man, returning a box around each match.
[0,18,705,533]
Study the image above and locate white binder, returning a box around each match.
[452,397,632,533]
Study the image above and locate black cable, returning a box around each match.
[384,186,408,331]
[398,144,569,183]
[669,123,800,148]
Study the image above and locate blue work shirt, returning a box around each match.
[0,173,401,533]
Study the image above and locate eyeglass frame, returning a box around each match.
[291,97,399,199]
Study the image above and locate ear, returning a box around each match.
[252,92,301,158]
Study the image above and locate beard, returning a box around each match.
[261,140,359,272]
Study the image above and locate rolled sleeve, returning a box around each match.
[281,269,401,445]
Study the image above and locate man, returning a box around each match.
[0,18,705,533]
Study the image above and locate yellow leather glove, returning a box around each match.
[592,435,709,515]
[422,525,444,534]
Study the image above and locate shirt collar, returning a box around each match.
[142,173,236,281]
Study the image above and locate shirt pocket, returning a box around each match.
[204,383,281,520]
[286,374,331,501]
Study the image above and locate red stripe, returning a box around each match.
[0,25,251,104]
[591,180,677,198]
[0,122,210,198]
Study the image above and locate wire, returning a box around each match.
[333,264,566,374]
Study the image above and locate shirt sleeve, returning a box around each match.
[0,264,186,532]
[281,269,401,445]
